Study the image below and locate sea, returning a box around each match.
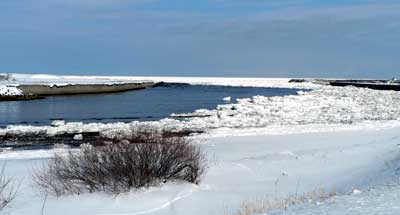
[0,83,300,127]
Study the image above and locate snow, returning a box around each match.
[1,73,150,86]
[2,73,400,214]
[5,73,318,89]
[352,189,362,195]
[0,85,23,96]
[222,96,232,102]
[1,127,400,215]
[276,181,400,215]
[182,86,400,134]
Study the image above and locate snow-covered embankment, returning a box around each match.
[1,127,400,215]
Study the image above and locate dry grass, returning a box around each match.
[0,166,17,211]
[34,132,205,196]
[231,188,337,215]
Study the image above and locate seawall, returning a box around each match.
[17,82,158,96]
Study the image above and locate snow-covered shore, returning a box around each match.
[1,127,400,215]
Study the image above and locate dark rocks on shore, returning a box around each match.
[0,131,102,149]
[0,94,44,101]
[288,79,307,83]
[0,129,204,150]
[329,80,400,91]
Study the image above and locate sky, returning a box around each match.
[0,0,399,78]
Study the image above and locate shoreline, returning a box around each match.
[1,126,399,215]
[0,94,44,101]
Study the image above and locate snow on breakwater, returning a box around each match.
[2,85,400,138]
[0,85,23,96]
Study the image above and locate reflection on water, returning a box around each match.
[0,83,301,127]
[0,100,21,125]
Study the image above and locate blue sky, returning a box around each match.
[0,0,399,78]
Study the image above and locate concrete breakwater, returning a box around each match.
[329,80,400,91]
[289,79,400,91]
[0,82,159,101]
[17,82,158,96]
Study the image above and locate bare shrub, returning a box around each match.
[34,134,205,196]
[0,166,17,211]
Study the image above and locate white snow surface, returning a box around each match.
[2,73,400,214]
[4,73,318,89]
[0,85,23,96]
[274,181,400,215]
[1,127,400,215]
[1,73,150,85]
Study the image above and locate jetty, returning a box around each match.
[289,78,400,91]
[17,82,157,95]
[0,82,159,101]
[329,80,400,91]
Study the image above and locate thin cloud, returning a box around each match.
[253,2,400,21]
[0,0,399,77]
[52,0,158,8]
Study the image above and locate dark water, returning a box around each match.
[0,83,301,127]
